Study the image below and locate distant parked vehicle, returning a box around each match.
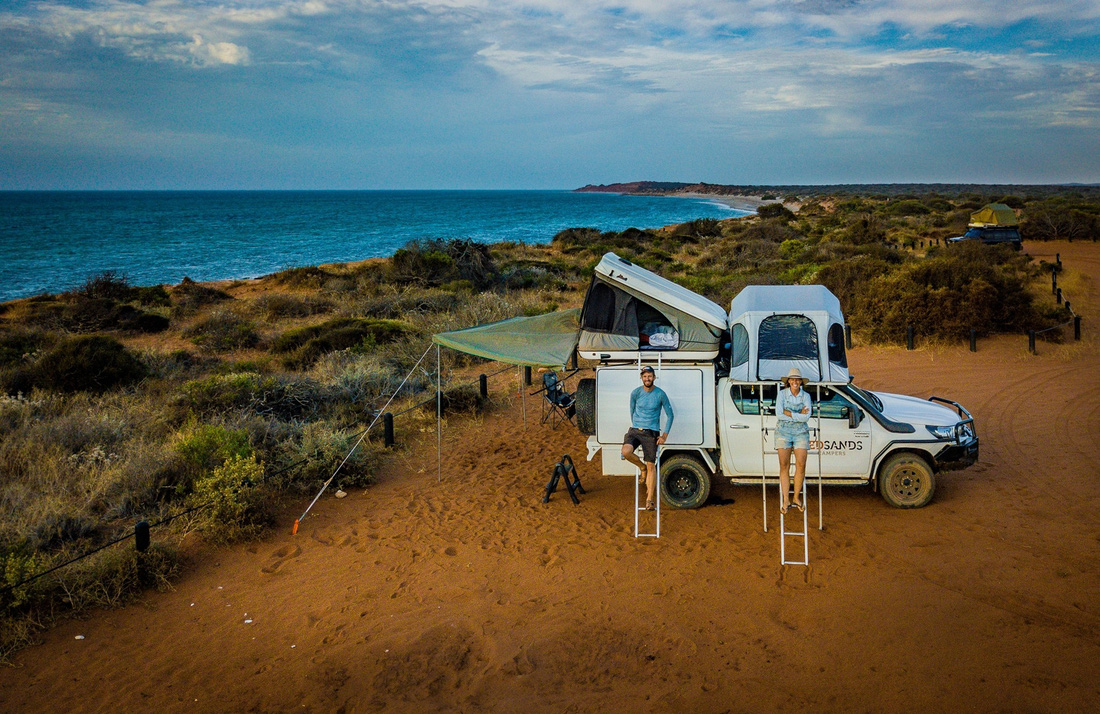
[948,202,1022,249]
[948,225,1022,248]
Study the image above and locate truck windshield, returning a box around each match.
[847,384,883,411]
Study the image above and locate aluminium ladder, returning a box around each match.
[779,474,809,565]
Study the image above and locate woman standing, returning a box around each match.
[776,368,812,514]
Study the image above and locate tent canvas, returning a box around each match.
[728,285,849,384]
[970,203,1018,227]
[432,308,581,368]
[579,252,728,359]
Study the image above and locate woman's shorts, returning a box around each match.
[775,421,810,450]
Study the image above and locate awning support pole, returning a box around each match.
[437,344,442,483]
[760,382,768,533]
[816,384,823,531]
[520,366,527,430]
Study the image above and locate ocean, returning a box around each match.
[0,191,746,302]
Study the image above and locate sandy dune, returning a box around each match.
[2,242,1099,712]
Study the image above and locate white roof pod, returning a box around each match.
[728,285,850,384]
[579,252,728,361]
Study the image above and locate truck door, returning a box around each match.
[718,380,779,476]
[807,387,872,477]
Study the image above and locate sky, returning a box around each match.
[1,0,1099,190]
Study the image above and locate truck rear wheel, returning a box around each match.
[574,378,595,435]
[878,453,936,508]
[660,454,711,509]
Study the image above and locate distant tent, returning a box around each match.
[970,203,1018,227]
[728,285,849,384]
[578,252,727,360]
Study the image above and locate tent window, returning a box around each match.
[731,324,749,367]
[759,314,818,361]
[581,283,617,332]
[637,302,677,349]
[828,323,847,367]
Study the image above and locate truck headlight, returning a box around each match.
[925,424,956,440]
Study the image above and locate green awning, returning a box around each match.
[432,308,581,368]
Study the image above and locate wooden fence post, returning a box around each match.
[906,325,914,350]
[135,521,150,552]
[970,329,977,352]
[383,413,395,447]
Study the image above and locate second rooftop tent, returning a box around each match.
[727,284,850,385]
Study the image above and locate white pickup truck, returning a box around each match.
[574,253,978,509]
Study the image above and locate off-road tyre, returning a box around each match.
[878,452,936,508]
[574,378,596,435]
[660,454,711,509]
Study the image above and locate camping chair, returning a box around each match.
[537,370,577,429]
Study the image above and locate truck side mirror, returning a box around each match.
[843,406,862,429]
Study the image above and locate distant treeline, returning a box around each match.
[576,181,1100,200]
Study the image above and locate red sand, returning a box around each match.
[3,242,1099,713]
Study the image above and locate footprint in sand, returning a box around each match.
[261,543,302,573]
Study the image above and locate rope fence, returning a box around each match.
[2,354,520,599]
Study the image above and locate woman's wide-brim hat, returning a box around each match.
[782,367,805,387]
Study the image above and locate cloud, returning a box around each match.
[0,0,1098,187]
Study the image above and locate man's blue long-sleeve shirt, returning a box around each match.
[630,386,674,433]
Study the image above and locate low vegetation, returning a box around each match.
[0,189,1093,660]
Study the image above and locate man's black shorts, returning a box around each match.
[624,427,659,463]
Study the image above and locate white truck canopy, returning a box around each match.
[728,285,849,384]
[579,252,728,361]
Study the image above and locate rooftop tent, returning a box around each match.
[970,203,1018,227]
[579,252,728,360]
[432,308,581,368]
[728,285,849,384]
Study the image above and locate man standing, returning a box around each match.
[621,365,674,510]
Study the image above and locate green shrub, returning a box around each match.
[850,242,1042,341]
[191,455,268,542]
[171,278,231,316]
[551,227,603,250]
[272,317,408,369]
[671,218,723,239]
[32,336,146,393]
[279,422,381,490]
[175,421,252,480]
[390,239,498,289]
[360,290,460,319]
[757,203,795,221]
[74,271,133,301]
[132,285,171,307]
[886,200,932,216]
[251,293,332,319]
[0,330,49,368]
[180,372,320,419]
[183,312,259,353]
[57,296,169,334]
[264,266,335,288]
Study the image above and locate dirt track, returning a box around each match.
[2,241,1099,713]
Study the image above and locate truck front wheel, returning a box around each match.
[878,453,936,508]
[660,454,711,509]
